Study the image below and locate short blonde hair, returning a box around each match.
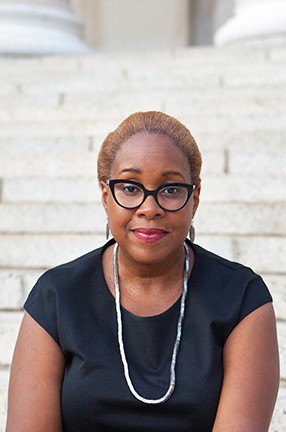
[97,111,202,185]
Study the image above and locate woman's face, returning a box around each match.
[101,132,200,266]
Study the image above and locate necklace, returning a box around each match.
[113,242,190,405]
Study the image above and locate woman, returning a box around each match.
[6,111,279,431]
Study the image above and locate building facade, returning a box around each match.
[0,0,285,54]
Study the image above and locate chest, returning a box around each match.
[60,286,223,432]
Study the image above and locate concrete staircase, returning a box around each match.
[0,45,286,430]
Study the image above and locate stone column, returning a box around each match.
[0,0,89,55]
[214,0,286,46]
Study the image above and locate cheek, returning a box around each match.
[181,201,194,223]
[106,200,130,227]
[179,214,193,231]
[105,192,119,215]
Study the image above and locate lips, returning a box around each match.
[132,228,168,243]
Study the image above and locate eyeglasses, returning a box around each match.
[107,179,196,212]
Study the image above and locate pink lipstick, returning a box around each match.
[132,228,167,243]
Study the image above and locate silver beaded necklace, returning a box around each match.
[113,242,190,405]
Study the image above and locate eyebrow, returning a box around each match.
[118,168,185,180]
[118,168,141,175]
[161,170,185,179]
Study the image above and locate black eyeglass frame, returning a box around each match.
[107,179,196,212]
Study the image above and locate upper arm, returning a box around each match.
[213,303,280,432]
[6,312,66,432]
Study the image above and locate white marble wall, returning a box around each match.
[71,0,234,49]
[72,0,191,51]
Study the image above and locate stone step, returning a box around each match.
[197,202,286,235]
[0,234,285,274]
[0,91,285,141]
[1,113,285,140]
[1,100,285,124]
[2,177,101,203]
[1,147,285,177]
[195,130,286,152]
[1,74,286,96]
[200,174,285,203]
[0,136,92,154]
[0,53,285,87]
[262,274,286,323]
[75,46,286,67]
[0,233,105,269]
[0,49,270,76]
[0,111,285,139]
[0,312,23,366]
[270,388,286,432]
[0,202,285,236]
[0,369,9,432]
[195,235,286,275]
[227,150,286,176]
[1,129,285,153]
[0,51,284,72]
[277,323,286,381]
[0,46,285,76]
[0,203,105,234]
[62,88,286,112]
[0,269,42,310]
[0,151,99,177]
[0,92,59,106]
[0,70,222,94]
[0,56,285,103]
[0,120,107,139]
[1,87,286,118]
[2,174,284,204]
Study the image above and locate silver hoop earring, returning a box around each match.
[106,221,110,240]
[189,219,195,243]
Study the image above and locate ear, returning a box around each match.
[192,185,201,218]
[100,181,109,214]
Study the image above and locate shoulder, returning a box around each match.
[191,240,258,278]
[190,239,272,299]
[190,240,260,284]
[23,240,115,344]
[188,240,272,328]
[189,240,272,316]
[25,239,115,308]
[37,239,115,289]
[192,241,247,271]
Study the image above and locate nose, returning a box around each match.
[136,194,165,219]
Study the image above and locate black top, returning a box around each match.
[24,239,272,432]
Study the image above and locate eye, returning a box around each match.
[120,183,142,196]
[160,185,181,196]
[161,186,180,195]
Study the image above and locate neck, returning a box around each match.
[118,244,186,291]
[113,243,191,316]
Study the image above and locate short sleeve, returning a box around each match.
[237,274,273,324]
[24,273,60,345]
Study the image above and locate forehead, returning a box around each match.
[111,132,190,177]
